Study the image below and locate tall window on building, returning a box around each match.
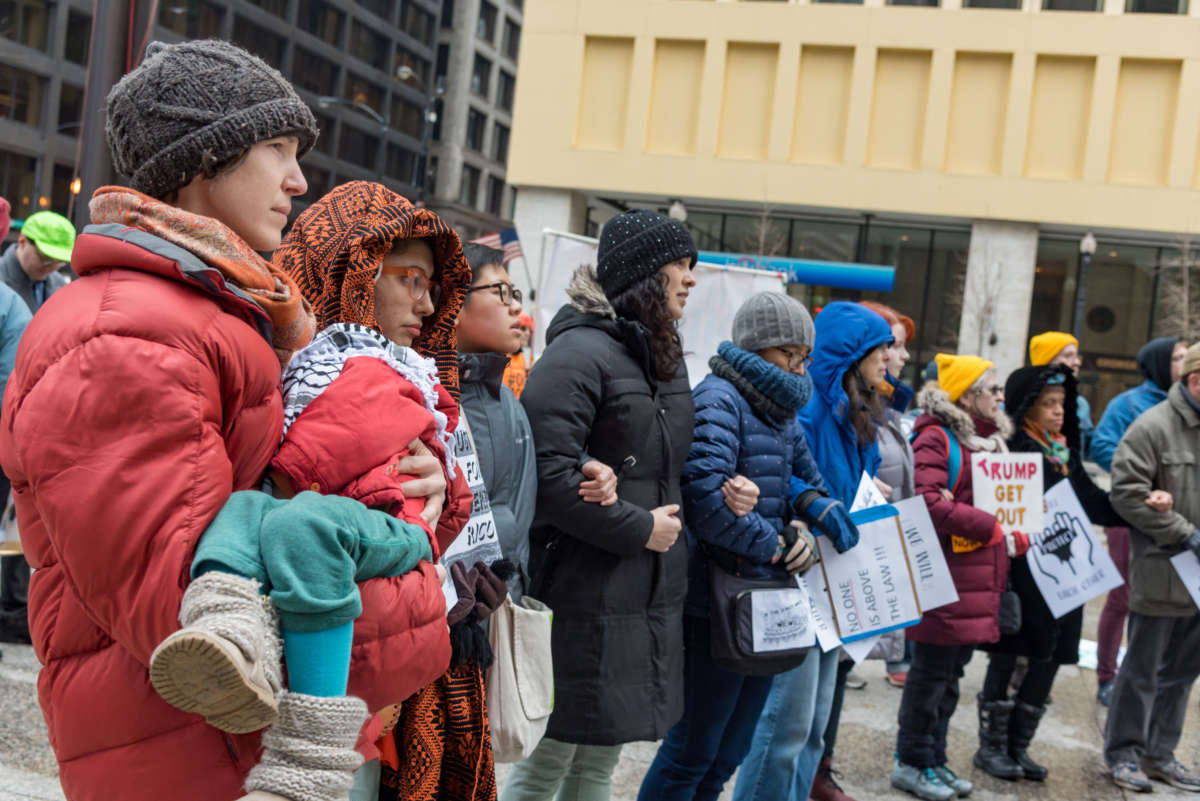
[293,48,339,95]
[401,2,435,42]
[338,125,380,170]
[477,2,497,42]
[349,21,389,66]
[486,176,505,216]
[64,10,91,65]
[0,148,36,218]
[356,0,392,21]
[466,108,487,152]
[497,71,515,112]
[297,0,344,46]
[501,18,521,61]
[1042,0,1100,9]
[441,0,455,28]
[158,1,226,38]
[346,73,384,114]
[391,98,423,139]
[0,65,43,127]
[0,0,51,50]
[1127,0,1187,11]
[313,113,335,154]
[57,84,84,137]
[233,16,287,65]
[395,47,429,88]
[492,123,510,164]
[246,0,288,17]
[386,144,416,184]
[50,163,73,215]
[459,164,481,207]
[471,54,492,98]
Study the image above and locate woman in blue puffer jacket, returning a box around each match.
[639,292,847,801]
[735,301,894,801]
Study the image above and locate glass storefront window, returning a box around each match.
[685,211,721,251]
[722,212,788,256]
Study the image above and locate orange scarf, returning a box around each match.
[90,187,315,365]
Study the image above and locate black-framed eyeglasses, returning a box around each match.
[775,346,813,372]
[466,281,522,306]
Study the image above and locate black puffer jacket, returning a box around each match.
[521,265,694,746]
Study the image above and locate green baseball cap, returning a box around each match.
[21,211,76,263]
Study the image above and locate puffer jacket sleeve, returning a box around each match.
[790,422,828,498]
[682,383,779,565]
[521,334,654,556]
[912,427,996,546]
[6,336,241,667]
[1091,394,1138,473]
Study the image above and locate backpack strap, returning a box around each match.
[938,425,963,495]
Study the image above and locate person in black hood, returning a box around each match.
[1090,336,1187,705]
[501,209,698,801]
[974,364,1124,783]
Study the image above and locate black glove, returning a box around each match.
[1186,531,1200,561]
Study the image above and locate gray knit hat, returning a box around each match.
[732,292,815,353]
[596,209,698,299]
[106,39,319,199]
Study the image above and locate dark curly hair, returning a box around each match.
[844,354,887,444]
[609,271,683,382]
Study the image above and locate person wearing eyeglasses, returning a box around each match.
[2,209,75,314]
[891,354,1016,801]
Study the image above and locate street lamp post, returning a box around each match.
[317,96,389,184]
[1073,232,1097,338]
[396,65,443,206]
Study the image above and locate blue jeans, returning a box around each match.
[638,615,774,801]
[732,645,841,801]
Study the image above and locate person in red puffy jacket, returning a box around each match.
[0,41,457,801]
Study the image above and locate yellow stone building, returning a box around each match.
[506,0,1200,412]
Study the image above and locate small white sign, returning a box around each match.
[751,588,816,653]
[972,452,1044,535]
[842,634,881,664]
[1026,481,1124,619]
[851,471,889,512]
[1170,550,1200,612]
[440,412,505,607]
[893,496,960,613]
[799,570,843,653]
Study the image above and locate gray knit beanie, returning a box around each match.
[732,292,815,353]
[105,39,319,199]
[596,209,698,299]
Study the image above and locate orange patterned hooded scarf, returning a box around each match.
[274,181,470,396]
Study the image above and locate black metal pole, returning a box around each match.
[73,0,138,231]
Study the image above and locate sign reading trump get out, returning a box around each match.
[972,453,1043,535]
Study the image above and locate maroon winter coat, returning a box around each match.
[906,387,1012,647]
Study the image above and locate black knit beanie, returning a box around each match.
[596,209,698,299]
[105,39,319,200]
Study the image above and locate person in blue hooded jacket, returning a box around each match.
[639,291,830,801]
[1092,336,1186,705]
[734,301,893,801]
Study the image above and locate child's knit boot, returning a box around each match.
[150,571,282,733]
[244,692,367,801]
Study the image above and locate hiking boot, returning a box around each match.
[1110,762,1153,793]
[245,692,367,801]
[891,761,955,801]
[1143,757,1200,792]
[972,696,1023,780]
[931,765,973,797]
[150,572,282,734]
[811,756,855,801]
[1097,680,1114,707]
[1008,701,1048,781]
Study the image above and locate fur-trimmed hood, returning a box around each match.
[566,264,616,318]
[914,384,1012,452]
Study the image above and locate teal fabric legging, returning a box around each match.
[499,737,624,801]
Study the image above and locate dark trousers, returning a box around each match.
[896,642,974,768]
[821,657,855,761]
[1104,611,1200,767]
[1097,527,1131,685]
[638,614,774,801]
[981,652,1059,707]
[0,469,28,639]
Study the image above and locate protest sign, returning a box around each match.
[750,588,817,653]
[799,569,843,653]
[1170,551,1200,612]
[893,496,959,612]
[440,413,505,607]
[814,506,922,643]
[1025,481,1123,619]
[972,453,1043,534]
[850,471,888,512]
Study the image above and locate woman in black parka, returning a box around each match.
[974,364,1124,784]
[502,210,698,801]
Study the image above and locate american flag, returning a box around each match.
[471,228,524,265]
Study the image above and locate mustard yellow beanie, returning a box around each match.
[935,353,994,403]
[1029,331,1078,367]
